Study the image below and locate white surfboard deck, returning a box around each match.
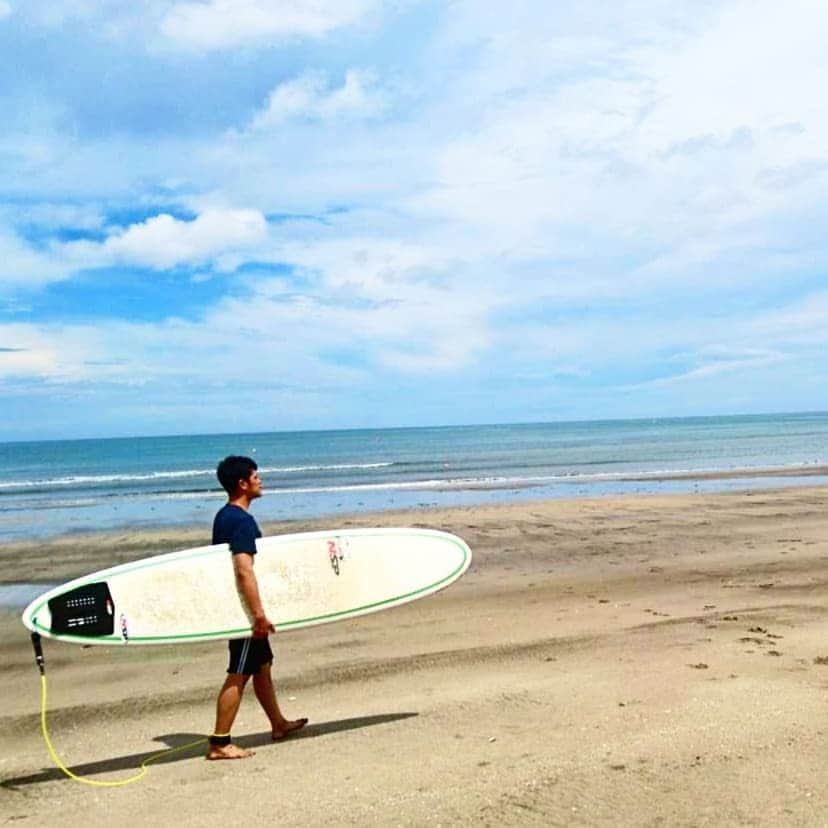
[21,528,471,646]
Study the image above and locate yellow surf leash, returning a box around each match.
[32,633,206,787]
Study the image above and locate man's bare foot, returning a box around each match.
[206,743,255,760]
[272,717,308,741]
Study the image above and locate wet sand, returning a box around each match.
[1,486,827,826]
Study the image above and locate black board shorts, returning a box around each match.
[227,637,274,675]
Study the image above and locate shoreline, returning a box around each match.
[2,484,827,824]
[1,482,828,587]
[4,463,828,548]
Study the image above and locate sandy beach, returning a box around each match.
[1,486,827,826]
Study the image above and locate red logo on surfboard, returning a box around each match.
[328,539,348,576]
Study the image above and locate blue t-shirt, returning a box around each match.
[212,504,262,554]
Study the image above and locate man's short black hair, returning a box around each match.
[216,455,258,495]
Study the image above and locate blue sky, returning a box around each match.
[1,0,827,440]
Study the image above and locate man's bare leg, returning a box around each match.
[207,673,255,759]
[252,662,308,740]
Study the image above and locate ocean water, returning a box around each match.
[1,412,827,542]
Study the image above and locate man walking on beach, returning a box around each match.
[207,455,307,760]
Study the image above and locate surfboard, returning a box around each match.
[21,528,471,646]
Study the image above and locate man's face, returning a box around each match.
[242,469,263,499]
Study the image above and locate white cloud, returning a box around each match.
[11,1,165,41]
[406,0,828,276]
[0,208,270,292]
[0,228,494,390]
[61,208,268,271]
[631,0,828,154]
[747,291,828,347]
[628,350,788,391]
[15,202,105,231]
[160,0,380,51]
[0,324,93,381]
[250,70,385,129]
[0,2,12,20]
[0,231,69,288]
[251,234,495,372]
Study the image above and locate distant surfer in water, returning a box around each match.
[207,455,307,760]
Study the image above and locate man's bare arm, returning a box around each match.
[232,552,275,637]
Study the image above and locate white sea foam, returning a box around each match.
[0,461,395,490]
[149,475,562,500]
[134,462,828,502]
[259,462,393,473]
[0,469,212,489]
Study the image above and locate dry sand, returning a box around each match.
[1,486,827,826]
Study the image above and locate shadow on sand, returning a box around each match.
[2,712,417,789]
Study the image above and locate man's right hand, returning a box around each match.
[252,615,276,638]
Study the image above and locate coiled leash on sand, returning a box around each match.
[31,633,205,787]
